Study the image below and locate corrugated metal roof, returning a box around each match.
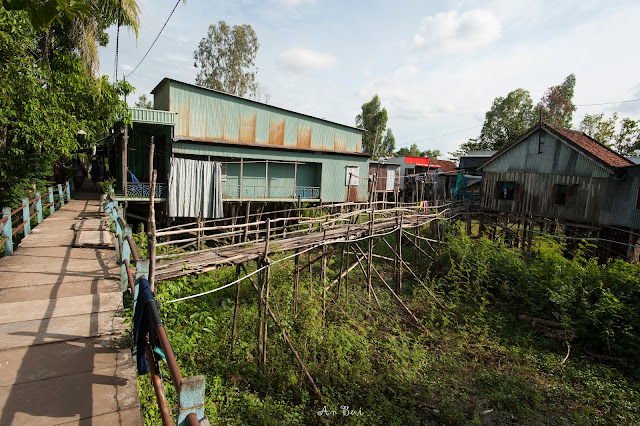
[481,122,634,172]
[151,78,363,132]
[547,125,633,169]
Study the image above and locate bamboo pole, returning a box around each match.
[230,264,242,358]
[322,231,327,321]
[294,248,300,315]
[367,210,373,305]
[240,264,323,400]
[148,137,157,291]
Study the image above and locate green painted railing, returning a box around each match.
[1,180,72,256]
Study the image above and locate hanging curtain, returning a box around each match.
[168,157,223,219]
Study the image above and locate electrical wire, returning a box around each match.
[396,124,482,148]
[576,98,640,107]
[126,0,182,78]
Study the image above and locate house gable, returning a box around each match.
[481,127,611,179]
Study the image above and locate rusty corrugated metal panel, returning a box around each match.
[238,113,256,143]
[268,119,285,145]
[297,125,312,148]
[161,79,364,154]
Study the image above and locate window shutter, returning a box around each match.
[566,185,577,206]
[513,182,521,201]
[494,181,501,200]
[551,184,558,205]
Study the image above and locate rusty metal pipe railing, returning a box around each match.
[124,259,135,295]
[126,234,141,263]
[145,339,173,426]
[186,412,199,426]
[146,299,182,393]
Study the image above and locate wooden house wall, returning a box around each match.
[480,128,640,230]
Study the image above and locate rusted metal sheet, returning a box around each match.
[268,119,285,145]
[297,125,312,148]
[153,79,364,154]
[238,114,256,143]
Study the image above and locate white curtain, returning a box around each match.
[168,157,223,219]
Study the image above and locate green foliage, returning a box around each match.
[539,73,577,127]
[395,143,440,158]
[137,229,640,424]
[479,88,537,150]
[1,0,89,31]
[0,9,131,206]
[356,94,395,156]
[194,20,259,98]
[580,113,640,156]
[134,94,152,109]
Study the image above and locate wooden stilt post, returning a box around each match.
[367,210,373,305]
[466,204,472,235]
[230,264,242,358]
[257,260,263,366]
[243,201,251,243]
[397,213,404,294]
[294,248,300,314]
[322,230,327,321]
[148,136,157,292]
[261,219,271,367]
[345,226,350,309]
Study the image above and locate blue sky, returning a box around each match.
[99,0,640,159]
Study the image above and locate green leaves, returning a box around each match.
[194,20,260,98]
[1,0,89,31]
[356,94,395,156]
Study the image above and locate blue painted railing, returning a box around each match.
[1,180,72,256]
[103,192,206,426]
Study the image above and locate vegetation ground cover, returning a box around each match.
[134,224,640,425]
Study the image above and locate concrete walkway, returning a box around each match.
[0,192,142,425]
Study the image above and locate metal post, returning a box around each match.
[120,225,132,292]
[35,192,43,224]
[2,207,13,255]
[239,158,243,198]
[21,198,30,237]
[264,160,269,199]
[48,187,55,214]
[57,184,65,207]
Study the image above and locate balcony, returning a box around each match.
[222,184,320,200]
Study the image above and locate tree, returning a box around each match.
[395,143,440,158]
[539,73,576,127]
[193,20,259,98]
[579,113,617,147]
[355,94,395,157]
[1,0,89,31]
[479,88,536,150]
[134,94,152,109]
[0,8,131,206]
[579,113,640,156]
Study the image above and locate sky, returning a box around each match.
[98,0,640,160]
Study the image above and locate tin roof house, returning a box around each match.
[114,78,369,220]
[478,121,640,258]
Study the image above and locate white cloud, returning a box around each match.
[413,9,501,55]
[277,48,337,73]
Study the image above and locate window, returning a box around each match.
[346,166,359,186]
[636,187,640,210]
[496,181,520,201]
[220,163,227,182]
[386,169,396,191]
[552,184,577,206]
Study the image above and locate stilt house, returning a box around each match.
[478,121,640,259]
[114,78,368,220]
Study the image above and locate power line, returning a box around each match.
[576,98,640,107]
[126,0,182,78]
[397,124,482,147]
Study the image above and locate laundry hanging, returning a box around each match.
[168,157,223,219]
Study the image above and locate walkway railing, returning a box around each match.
[1,180,72,256]
[103,193,206,426]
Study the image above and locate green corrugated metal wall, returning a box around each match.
[153,80,363,154]
[172,142,369,202]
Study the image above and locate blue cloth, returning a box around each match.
[133,278,155,374]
